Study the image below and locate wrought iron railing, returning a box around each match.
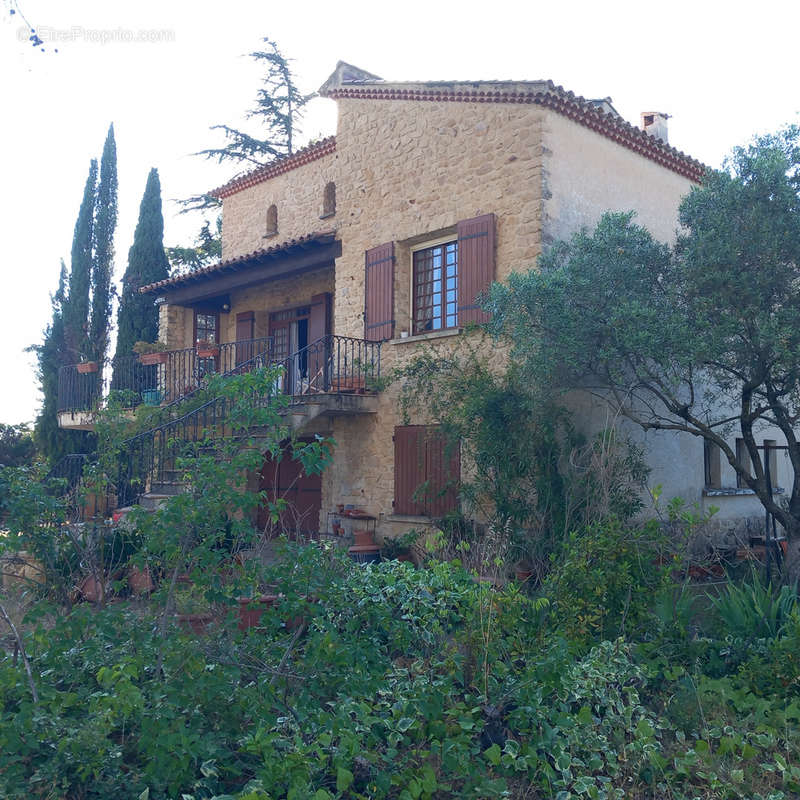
[57,337,274,413]
[57,366,102,413]
[115,335,382,507]
[274,334,382,395]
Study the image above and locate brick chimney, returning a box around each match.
[640,111,669,144]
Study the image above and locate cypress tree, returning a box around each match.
[64,160,97,362]
[88,123,118,368]
[112,168,170,379]
[32,261,90,460]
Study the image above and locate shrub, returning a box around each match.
[545,517,668,645]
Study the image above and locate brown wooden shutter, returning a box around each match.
[394,425,460,516]
[235,311,255,366]
[394,425,427,515]
[425,429,460,518]
[307,292,332,391]
[457,214,495,325]
[365,242,395,341]
[308,292,331,342]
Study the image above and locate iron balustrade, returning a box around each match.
[57,337,274,413]
[57,366,102,413]
[274,335,382,395]
[115,335,382,507]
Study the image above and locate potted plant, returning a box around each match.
[380,529,421,563]
[76,360,99,374]
[175,587,214,634]
[196,339,220,358]
[236,592,280,632]
[127,564,154,595]
[133,340,170,366]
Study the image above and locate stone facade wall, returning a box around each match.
[222,268,335,343]
[221,154,339,260]
[319,98,546,537]
[157,269,335,348]
[542,111,695,246]
[206,95,734,542]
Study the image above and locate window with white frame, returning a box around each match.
[412,239,458,335]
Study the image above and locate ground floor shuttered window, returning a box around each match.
[393,425,460,517]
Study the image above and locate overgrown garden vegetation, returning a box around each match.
[2,130,800,798]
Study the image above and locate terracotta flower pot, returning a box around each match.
[196,344,219,358]
[77,573,107,603]
[353,529,376,547]
[138,351,169,366]
[237,594,279,632]
[177,613,214,635]
[77,361,99,374]
[514,565,534,583]
[127,566,154,595]
[336,376,366,393]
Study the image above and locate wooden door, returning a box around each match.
[257,440,322,535]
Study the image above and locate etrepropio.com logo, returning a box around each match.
[17,25,176,45]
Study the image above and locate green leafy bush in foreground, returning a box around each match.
[1,543,800,800]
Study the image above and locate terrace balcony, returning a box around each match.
[56,335,381,431]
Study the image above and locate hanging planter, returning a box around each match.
[138,351,169,366]
[77,361,99,374]
[196,340,220,358]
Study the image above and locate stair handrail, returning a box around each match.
[114,335,382,507]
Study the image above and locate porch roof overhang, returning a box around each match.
[140,231,340,306]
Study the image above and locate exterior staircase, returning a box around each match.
[113,335,380,511]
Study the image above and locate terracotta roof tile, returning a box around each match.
[140,231,336,294]
[322,79,706,182]
[208,137,336,199]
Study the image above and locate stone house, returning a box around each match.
[59,62,787,543]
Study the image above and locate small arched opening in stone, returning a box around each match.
[265,204,278,236]
[321,182,336,217]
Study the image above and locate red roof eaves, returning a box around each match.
[326,86,706,183]
[208,137,337,199]
[140,230,337,293]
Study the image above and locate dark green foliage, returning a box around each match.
[488,127,800,548]
[30,261,90,461]
[112,169,170,375]
[197,38,311,167]
[87,123,118,367]
[393,341,648,576]
[545,517,668,645]
[167,215,222,274]
[711,571,798,640]
[63,160,97,361]
[0,424,35,468]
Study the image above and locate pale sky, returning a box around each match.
[1,0,798,425]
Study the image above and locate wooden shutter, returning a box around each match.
[457,214,495,325]
[365,242,395,341]
[235,311,255,366]
[394,425,460,516]
[394,426,427,515]
[425,429,460,518]
[307,292,332,391]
